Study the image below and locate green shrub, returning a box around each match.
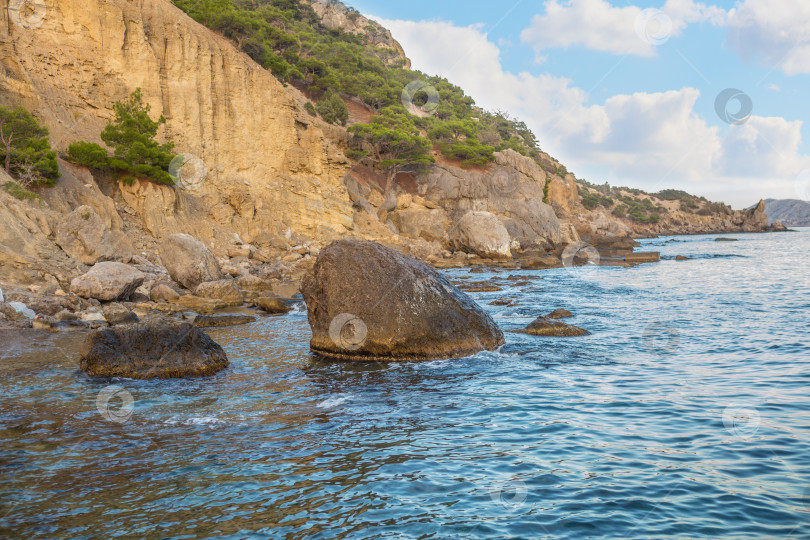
[2,180,41,202]
[101,88,175,185]
[66,141,109,169]
[316,90,349,125]
[304,101,318,117]
[0,105,60,186]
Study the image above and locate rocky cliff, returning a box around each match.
[0,0,782,291]
[0,0,354,252]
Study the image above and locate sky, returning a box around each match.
[346,0,810,208]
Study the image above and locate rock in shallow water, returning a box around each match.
[513,316,590,337]
[301,239,505,361]
[79,319,228,378]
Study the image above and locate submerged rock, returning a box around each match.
[70,262,145,302]
[513,316,590,337]
[301,239,504,360]
[79,319,228,379]
[193,314,256,328]
[256,297,292,314]
[159,234,223,290]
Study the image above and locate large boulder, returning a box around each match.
[449,211,512,259]
[70,262,145,301]
[79,319,228,379]
[55,205,117,265]
[301,239,505,360]
[159,234,223,290]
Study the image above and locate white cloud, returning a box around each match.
[519,0,725,58]
[378,17,810,207]
[727,0,810,75]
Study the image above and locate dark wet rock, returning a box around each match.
[675,255,690,261]
[70,262,145,302]
[512,316,590,337]
[520,255,561,269]
[489,298,517,307]
[193,314,256,328]
[256,297,292,314]
[301,239,505,360]
[79,319,228,379]
[546,308,573,319]
[624,252,660,263]
[715,237,738,242]
[159,234,223,290]
[102,303,139,325]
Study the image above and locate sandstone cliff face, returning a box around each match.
[0,0,354,249]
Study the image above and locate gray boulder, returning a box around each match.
[55,205,116,265]
[159,234,222,290]
[70,262,145,302]
[449,211,511,259]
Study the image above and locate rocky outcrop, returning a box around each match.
[79,320,228,378]
[55,205,118,265]
[70,262,145,302]
[449,211,511,259]
[159,234,223,290]
[301,239,505,360]
[742,199,769,232]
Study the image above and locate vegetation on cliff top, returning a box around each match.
[66,89,176,185]
[0,106,60,187]
[171,0,561,172]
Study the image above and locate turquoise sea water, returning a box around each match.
[1,229,809,539]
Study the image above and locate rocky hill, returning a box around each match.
[762,199,810,226]
[0,0,782,293]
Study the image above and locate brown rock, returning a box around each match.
[173,295,226,314]
[194,279,244,306]
[150,284,181,302]
[55,205,117,265]
[546,309,573,319]
[449,211,512,260]
[301,239,504,360]
[79,320,228,379]
[256,297,293,314]
[513,316,590,337]
[102,303,140,326]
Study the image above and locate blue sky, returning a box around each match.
[346,0,810,207]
